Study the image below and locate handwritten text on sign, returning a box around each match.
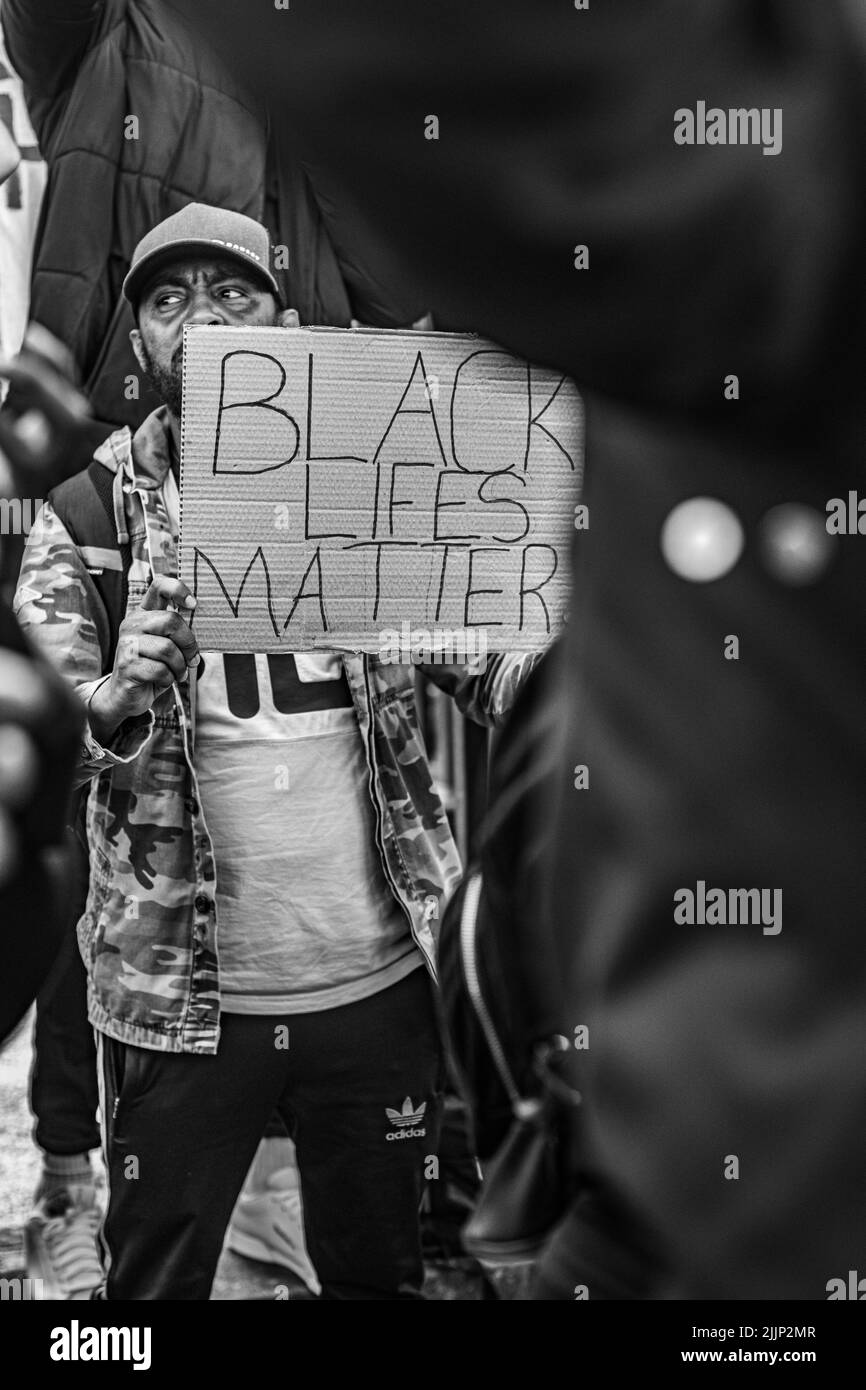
[178,327,582,652]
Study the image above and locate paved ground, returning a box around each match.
[0,1013,523,1300]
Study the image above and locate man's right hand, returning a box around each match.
[89,576,199,746]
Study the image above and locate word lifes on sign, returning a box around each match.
[179,326,583,652]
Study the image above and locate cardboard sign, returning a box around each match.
[179,326,582,653]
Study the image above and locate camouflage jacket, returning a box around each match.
[14,408,537,1054]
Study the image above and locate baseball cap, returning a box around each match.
[122,203,281,308]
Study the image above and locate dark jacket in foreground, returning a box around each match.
[0,599,82,1046]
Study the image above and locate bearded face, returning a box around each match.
[131,255,283,420]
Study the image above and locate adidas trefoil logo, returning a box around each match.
[387,1096,426,1127]
[385,1096,427,1141]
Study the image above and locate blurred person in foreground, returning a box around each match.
[176,0,866,1296]
[0,326,89,1047]
[0,597,84,1050]
[0,639,81,1046]
[14,203,536,1300]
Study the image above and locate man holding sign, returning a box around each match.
[14,205,539,1300]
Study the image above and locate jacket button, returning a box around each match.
[186,796,199,816]
[194,894,211,915]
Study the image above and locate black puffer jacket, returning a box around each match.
[1,0,415,434]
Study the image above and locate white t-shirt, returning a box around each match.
[193,648,422,1013]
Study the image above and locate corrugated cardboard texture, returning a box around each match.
[179,326,582,652]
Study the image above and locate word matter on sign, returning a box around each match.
[179,326,583,653]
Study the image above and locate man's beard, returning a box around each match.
[139,342,183,417]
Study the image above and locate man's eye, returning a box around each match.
[220,287,248,300]
[156,292,184,308]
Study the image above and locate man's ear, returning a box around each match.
[129,327,147,372]
[276,307,300,329]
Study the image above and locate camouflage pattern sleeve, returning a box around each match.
[13,500,154,785]
[419,651,542,728]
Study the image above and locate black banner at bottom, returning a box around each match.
[0,1297,859,1376]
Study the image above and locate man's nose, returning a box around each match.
[185,292,226,326]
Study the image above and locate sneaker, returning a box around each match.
[226,1162,320,1294]
[25,1185,103,1300]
